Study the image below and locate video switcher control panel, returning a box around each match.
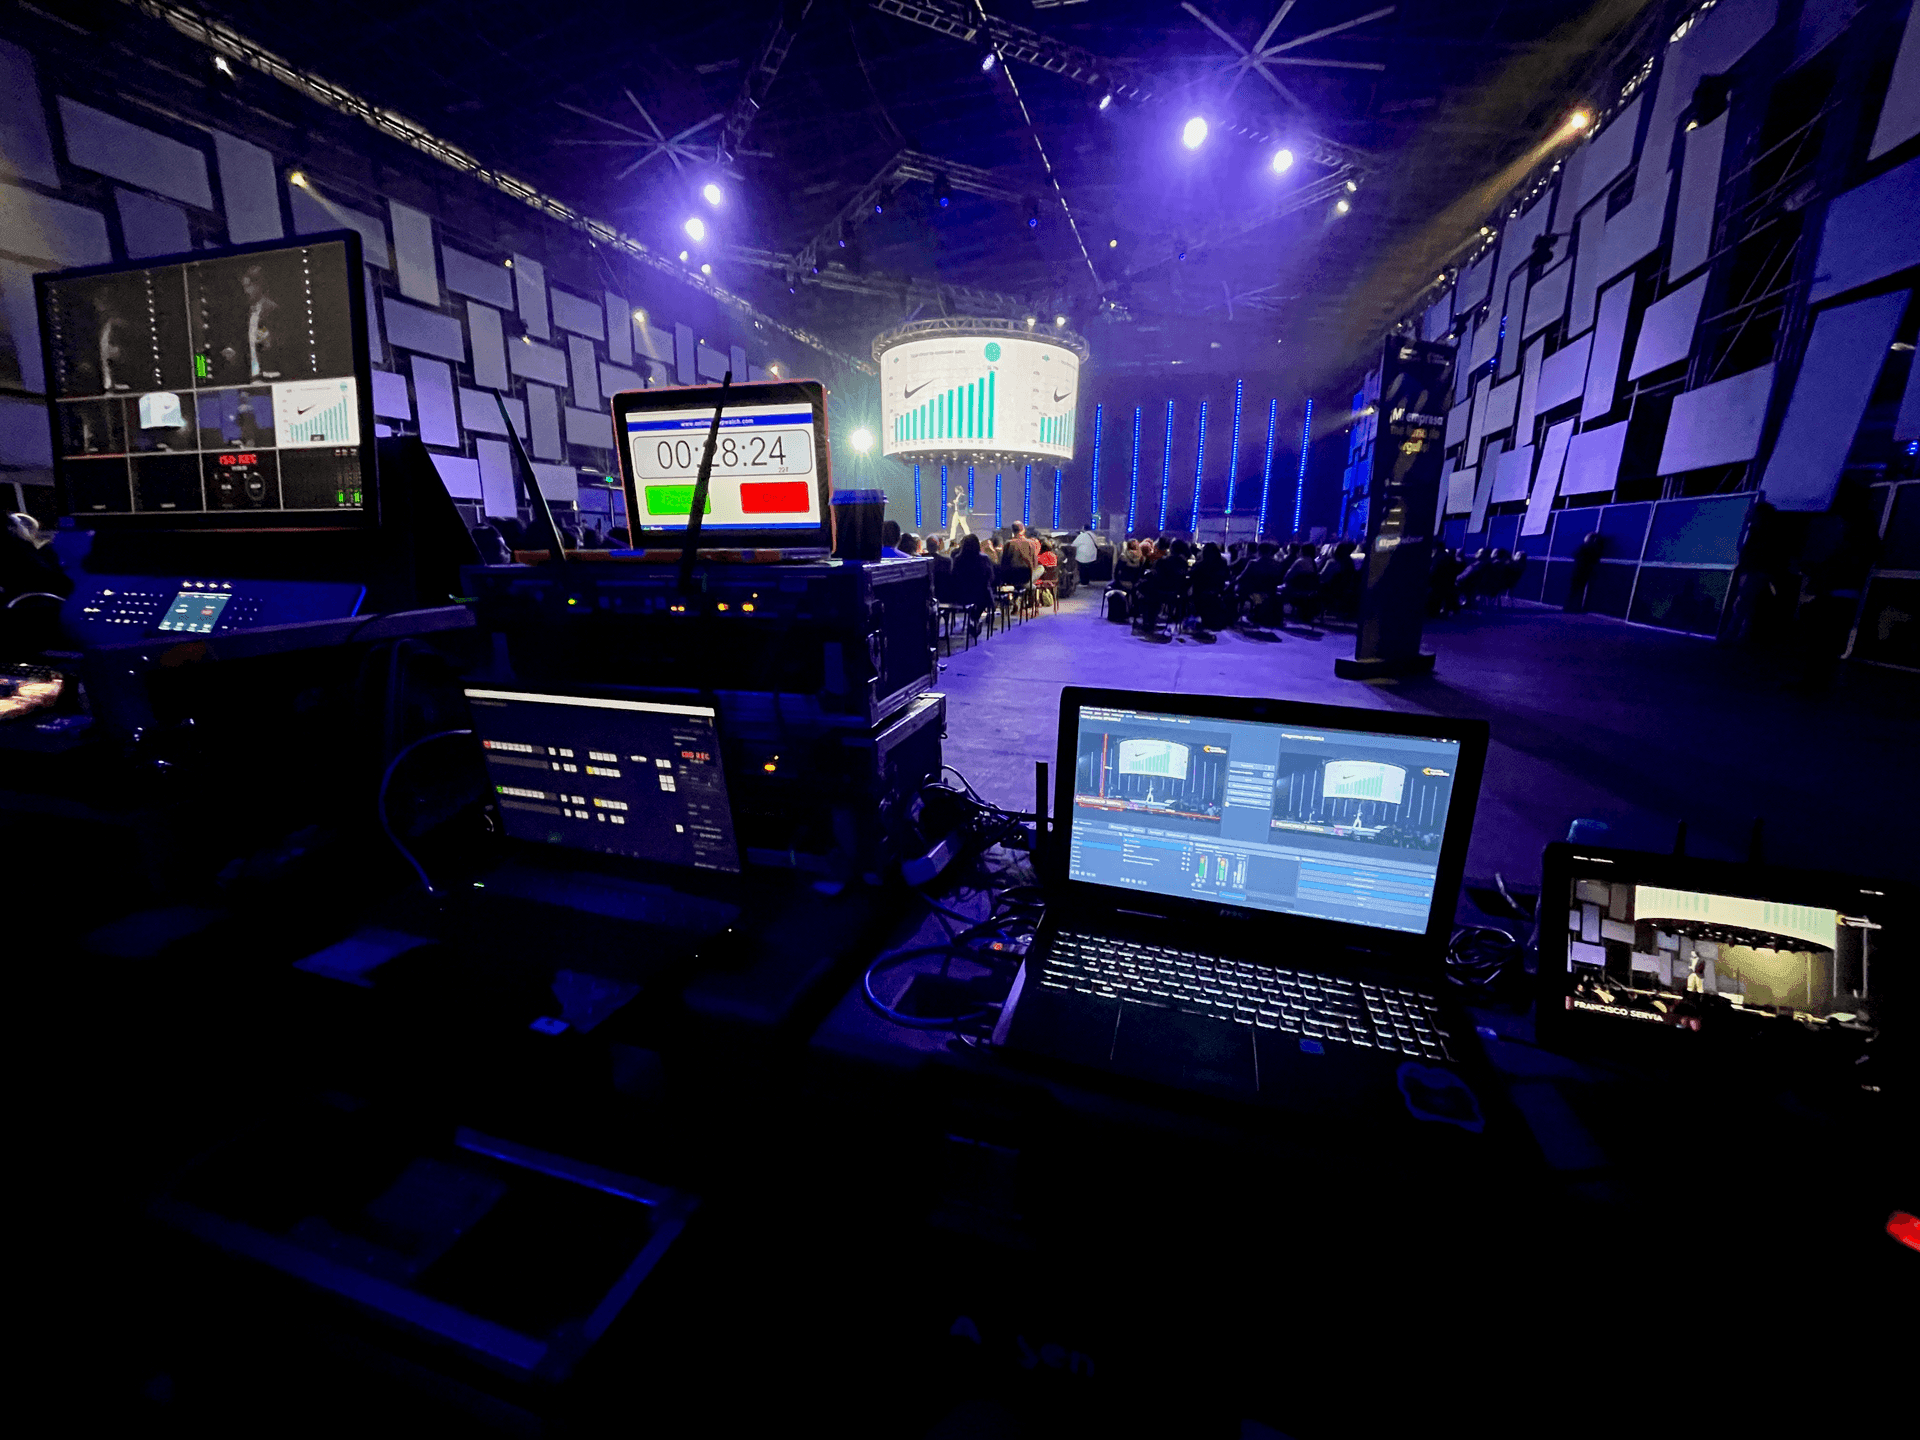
[65,576,366,644]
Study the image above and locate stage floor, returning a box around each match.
[935,587,1920,887]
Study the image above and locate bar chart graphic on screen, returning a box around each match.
[1118,738,1190,780]
[879,331,1080,461]
[273,378,360,448]
[1322,760,1406,804]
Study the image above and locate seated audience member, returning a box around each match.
[1317,539,1361,614]
[881,520,907,559]
[1428,546,1463,615]
[496,517,528,550]
[899,532,922,555]
[950,532,996,634]
[471,524,511,565]
[1138,539,1193,623]
[1034,541,1060,609]
[1236,541,1288,595]
[1283,544,1319,587]
[1004,521,1041,574]
[1113,540,1146,590]
[1190,541,1233,629]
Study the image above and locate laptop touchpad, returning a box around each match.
[1110,1007,1256,1094]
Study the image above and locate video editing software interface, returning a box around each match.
[465,690,741,874]
[1068,705,1462,935]
[622,401,822,533]
[41,239,366,519]
[1562,860,1884,1035]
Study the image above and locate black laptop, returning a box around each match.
[996,687,1490,1124]
[460,686,747,947]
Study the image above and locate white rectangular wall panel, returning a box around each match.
[1499,195,1554,290]
[388,201,438,306]
[1457,251,1494,313]
[512,255,550,339]
[1629,275,1708,380]
[568,335,600,411]
[509,338,568,387]
[1445,398,1472,448]
[1446,465,1476,516]
[730,345,748,382]
[1537,333,1592,413]
[0,40,59,185]
[566,407,614,450]
[115,188,189,259]
[1761,290,1909,510]
[212,131,283,243]
[1513,338,1545,448]
[1571,95,1643,209]
[409,356,460,448]
[1871,5,1920,159]
[290,184,389,268]
[636,318,672,363]
[0,393,52,466]
[1523,419,1576,535]
[1582,279,1635,423]
[674,323,696,385]
[1646,0,1779,166]
[1896,344,1920,444]
[1498,269,1529,378]
[605,293,632,364]
[1468,312,1499,373]
[526,383,563,461]
[459,387,526,438]
[57,98,212,208]
[431,452,480,500]
[467,301,509,391]
[1490,443,1536,503]
[0,186,110,265]
[443,246,514,308]
[1423,297,1451,342]
[1658,364,1776,474]
[696,344,727,382]
[1566,201,1611,337]
[1480,374,1519,441]
[365,268,384,365]
[1810,158,1920,304]
[1468,463,1496,532]
[551,288,604,339]
[1523,261,1571,339]
[1669,113,1726,277]
[1598,170,1672,282]
[370,368,411,421]
[382,296,465,363]
[532,462,579,506]
[1562,419,1629,495]
[477,437,516,519]
[601,363,642,396]
[0,259,47,392]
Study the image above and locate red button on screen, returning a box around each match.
[739,480,814,515]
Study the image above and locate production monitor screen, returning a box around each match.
[1066,704,1463,935]
[37,234,373,529]
[878,332,1080,462]
[465,689,740,874]
[1559,858,1887,1036]
[612,379,830,548]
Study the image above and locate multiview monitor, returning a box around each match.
[36,231,377,531]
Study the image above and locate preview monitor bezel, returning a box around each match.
[35,230,379,534]
[1050,687,1489,961]
[608,379,833,552]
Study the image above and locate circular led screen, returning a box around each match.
[876,325,1083,463]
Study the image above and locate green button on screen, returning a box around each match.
[644,485,713,516]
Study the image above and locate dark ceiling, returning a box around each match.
[189,0,1657,386]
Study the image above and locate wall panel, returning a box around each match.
[1761,291,1909,510]
[1657,364,1775,474]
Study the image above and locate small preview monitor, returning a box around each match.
[1057,690,1485,945]
[464,688,741,874]
[609,379,832,551]
[36,231,376,531]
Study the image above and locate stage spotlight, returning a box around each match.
[288,170,308,188]
[1098,93,1113,111]
[934,173,952,208]
[700,263,712,275]
[981,50,997,73]
[850,427,874,453]
[1271,147,1295,173]
[679,249,690,261]
[1564,108,1592,134]
[1335,198,1350,215]
[684,215,706,242]
[1024,316,1036,328]
[1345,179,1358,193]
[1055,314,1067,327]
[1182,116,1209,149]
[1108,238,1118,247]
[702,181,722,205]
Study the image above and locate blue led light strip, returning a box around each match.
[1189,399,1209,535]
[1158,400,1175,532]
[1023,463,1033,526]
[1293,398,1313,537]
[1052,467,1062,530]
[940,464,950,526]
[1127,406,1143,534]
[912,464,923,528]
[967,465,976,513]
[1225,379,1244,516]
[994,472,1003,527]
[1089,403,1105,520]
[1257,398,1279,538]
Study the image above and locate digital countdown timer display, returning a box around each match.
[620,403,822,532]
[878,330,1082,463]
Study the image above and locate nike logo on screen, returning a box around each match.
[904,381,933,399]
[1052,390,1071,403]
[296,405,316,415]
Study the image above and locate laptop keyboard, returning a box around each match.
[1037,929,1453,1061]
